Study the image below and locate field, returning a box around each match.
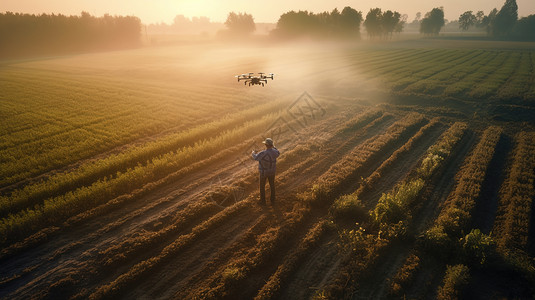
[1,38,535,299]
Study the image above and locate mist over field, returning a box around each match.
[1,1,535,299]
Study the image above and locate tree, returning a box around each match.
[420,7,445,35]
[492,0,518,37]
[364,8,383,39]
[395,14,408,34]
[382,10,401,38]
[459,11,476,31]
[0,12,141,58]
[475,11,485,27]
[513,15,535,41]
[224,12,255,35]
[273,7,362,40]
[482,8,498,34]
[274,10,318,37]
[339,6,363,38]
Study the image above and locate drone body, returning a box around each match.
[235,72,274,86]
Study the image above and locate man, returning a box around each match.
[252,138,280,205]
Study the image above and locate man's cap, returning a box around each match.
[262,138,274,146]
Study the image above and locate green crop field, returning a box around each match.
[350,47,535,102]
[1,39,534,299]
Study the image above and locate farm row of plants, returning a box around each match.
[0,103,375,286]
[425,126,503,245]
[338,108,383,134]
[89,196,255,299]
[355,118,442,198]
[371,122,470,233]
[10,115,348,298]
[0,100,287,218]
[185,113,429,299]
[318,121,469,298]
[254,220,330,299]
[0,66,270,186]
[492,131,535,252]
[88,112,425,299]
[392,127,502,299]
[162,110,404,298]
[0,111,282,244]
[363,128,535,300]
[349,48,535,102]
[4,106,375,297]
[309,112,426,207]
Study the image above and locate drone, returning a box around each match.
[235,72,274,86]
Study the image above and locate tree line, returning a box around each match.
[457,0,535,40]
[0,12,141,58]
[1,0,532,58]
[224,0,533,41]
[270,7,364,39]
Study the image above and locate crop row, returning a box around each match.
[355,118,442,198]
[186,113,429,298]
[351,48,535,102]
[492,131,535,251]
[423,126,503,253]
[254,220,329,299]
[3,121,342,298]
[403,51,488,95]
[371,122,469,233]
[88,133,323,276]
[319,121,469,298]
[389,51,484,92]
[496,52,533,100]
[0,100,286,218]
[0,112,281,244]
[309,112,426,206]
[170,112,413,298]
[88,113,423,299]
[0,65,270,186]
[338,108,383,134]
[10,106,367,297]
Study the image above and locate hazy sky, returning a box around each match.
[1,0,534,24]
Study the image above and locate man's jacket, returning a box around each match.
[252,147,280,176]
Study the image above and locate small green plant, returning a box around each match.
[420,225,455,259]
[221,266,243,283]
[330,194,366,222]
[461,229,496,265]
[371,179,424,225]
[312,290,329,300]
[436,207,470,237]
[337,226,367,253]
